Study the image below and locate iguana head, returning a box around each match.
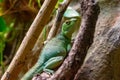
[61,18,77,39]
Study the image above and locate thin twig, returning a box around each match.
[47,0,73,41]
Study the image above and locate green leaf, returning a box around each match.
[37,0,41,7]
[64,7,80,18]
[0,16,7,32]
[59,0,64,2]
[0,0,3,2]
[0,16,6,72]
[55,0,64,8]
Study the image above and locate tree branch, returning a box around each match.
[1,0,58,80]
[47,0,73,41]
[74,15,120,80]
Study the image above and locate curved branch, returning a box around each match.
[1,0,58,80]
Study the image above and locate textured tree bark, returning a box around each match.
[74,1,120,80]
[74,16,120,80]
[48,0,100,80]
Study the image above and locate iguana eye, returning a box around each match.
[66,21,71,25]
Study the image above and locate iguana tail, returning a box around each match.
[21,63,43,80]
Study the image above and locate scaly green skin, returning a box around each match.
[21,18,77,80]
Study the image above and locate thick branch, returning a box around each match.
[74,16,120,80]
[49,0,100,80]
[1,0,58,80]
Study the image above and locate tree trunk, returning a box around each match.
[74,17,120,80]
[74,0,120,80]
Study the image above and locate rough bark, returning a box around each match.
[74,1,120,80]
[1,0,58,80]
[48,0,100,80]
[74,16,120,80]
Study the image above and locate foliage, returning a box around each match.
[0,0,43,74]
[37,0,41,7]
[0,0,3,2]
[55,0,64,8]
[0,16,8,73]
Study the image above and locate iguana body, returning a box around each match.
[21,18,77,80]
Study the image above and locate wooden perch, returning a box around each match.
[1,0,58,80]
[47,0,73,41]
[48,0,100,80]
[74,14,120,80]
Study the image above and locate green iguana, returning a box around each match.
[21,18,78,80]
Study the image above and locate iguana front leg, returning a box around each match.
[42,56,64,74]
